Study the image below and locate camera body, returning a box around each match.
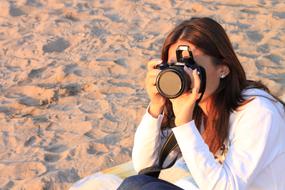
[155,45,206,99]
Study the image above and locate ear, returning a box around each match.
[218,65,230,79]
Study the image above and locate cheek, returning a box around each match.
[204,67,220,95]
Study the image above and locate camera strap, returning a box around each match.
[138,132,179,178]
[158,132,178,166]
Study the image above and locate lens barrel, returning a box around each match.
[156,66,190,99]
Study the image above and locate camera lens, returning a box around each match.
[156,68,186,99]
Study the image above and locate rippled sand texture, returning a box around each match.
[0,0,284,189]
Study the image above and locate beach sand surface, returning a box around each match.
[0,0,284,189]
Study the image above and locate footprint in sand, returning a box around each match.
[42,37,70,53]
[44,153,61,163]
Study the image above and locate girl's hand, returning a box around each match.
[170,66,201,126]
[145,59,166,118]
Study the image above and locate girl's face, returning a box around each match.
[167,40,229,106]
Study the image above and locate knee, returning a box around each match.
[117,175,145,190]
[141,182,182,190]
[121,175,141,184]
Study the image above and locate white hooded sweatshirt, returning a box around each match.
[132,88,285,190]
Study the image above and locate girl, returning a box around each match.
[118,17,285,190]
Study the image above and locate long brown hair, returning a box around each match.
[160,17,284,154]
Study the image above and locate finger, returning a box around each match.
[147,86,159,96]
[145,77,157,87]
[192,69,201,95]
[147,59,162,71]
[149,86,159,94]
[147,69,161,78]
[146,70,160,85]
[146,75,160,86]
[184,66,194,89]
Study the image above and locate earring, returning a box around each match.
[220,74,226,78]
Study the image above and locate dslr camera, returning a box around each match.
[155,45,206,99]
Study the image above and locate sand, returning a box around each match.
[0,0,284,189]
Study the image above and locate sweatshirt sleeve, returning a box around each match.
[172,98,283,190]
[132,107,164,172]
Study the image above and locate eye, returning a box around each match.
[168,61,175,66]
[168,57,176,64]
